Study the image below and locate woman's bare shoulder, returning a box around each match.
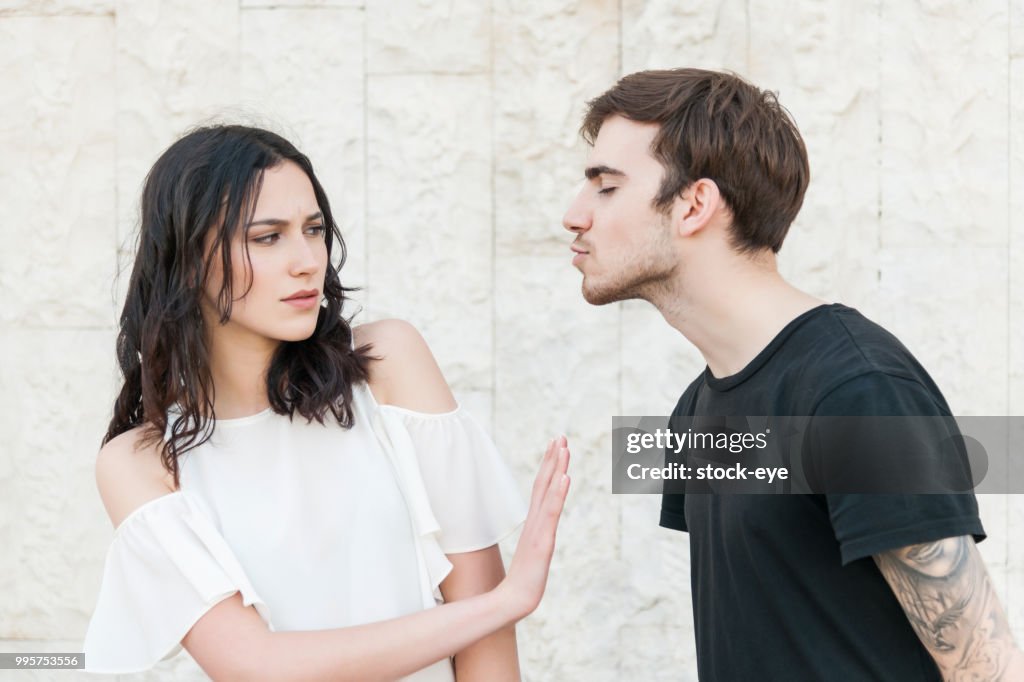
[352,319,457,413]
[95,425,177,529]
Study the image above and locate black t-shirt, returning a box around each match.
[659,303,985,681]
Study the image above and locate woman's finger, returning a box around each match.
[544,448,570,516]
[528,439,554,506]
[529,437,560,515]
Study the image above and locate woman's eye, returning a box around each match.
[306,224,326,237]
[598,187,616,195]
[253,233,279,245]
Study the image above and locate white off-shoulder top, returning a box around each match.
[83,381,526,679]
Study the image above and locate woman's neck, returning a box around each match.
[203,322,279,419]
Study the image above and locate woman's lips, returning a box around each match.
[283,294,319,310]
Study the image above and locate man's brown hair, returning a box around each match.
[581,68,810,254]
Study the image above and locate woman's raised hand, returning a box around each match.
[497,436,571,620]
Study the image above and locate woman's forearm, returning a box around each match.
[442,545,522,681]
[249,586,526,682]
[452,623,520,681]
[184,576,527,682]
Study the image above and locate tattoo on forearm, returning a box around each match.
[874,537,1016,681]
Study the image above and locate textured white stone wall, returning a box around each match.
[1,1,1022,680]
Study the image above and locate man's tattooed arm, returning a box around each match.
[873,536,1024,681]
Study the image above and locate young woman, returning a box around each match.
[83,125,570,680]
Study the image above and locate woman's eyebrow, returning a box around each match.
[247,211,323,227]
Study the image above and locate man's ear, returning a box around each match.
[672,178,724,238]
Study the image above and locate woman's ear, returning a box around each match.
[673,178,724,238]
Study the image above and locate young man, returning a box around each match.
[564,68,1024,681]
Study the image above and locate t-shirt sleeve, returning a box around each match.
[660,429,688,531]
[812,372,985,565]
[83,492,272,674]
[659,389,700,533]
[659,491,688,532]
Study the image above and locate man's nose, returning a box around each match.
[562,190,591,233]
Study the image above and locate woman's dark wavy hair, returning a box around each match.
[104,124,373,485]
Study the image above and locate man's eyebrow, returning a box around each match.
[247,211,323,227]
[584,165,626,180]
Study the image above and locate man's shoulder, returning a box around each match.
[798,305,950,414]
[794,305,934,388]
[824,305,910,359]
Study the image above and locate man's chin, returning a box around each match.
[581,281,626,306]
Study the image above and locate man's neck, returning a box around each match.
[650,255,827,379]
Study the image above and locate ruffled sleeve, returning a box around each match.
[83,492,272,674]
[384,406,527,554]
[362,385,526,606]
